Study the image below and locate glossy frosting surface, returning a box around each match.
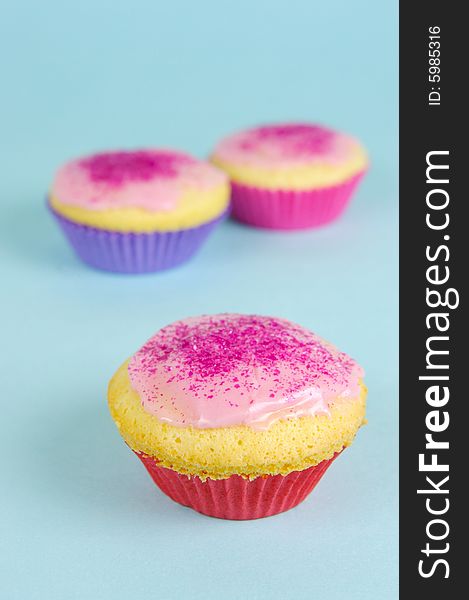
[128,314,364,430]
[51,149,227,212]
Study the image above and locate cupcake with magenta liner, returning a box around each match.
[108,314,367,520]
[210,123,368,230]
[48,149,230,273]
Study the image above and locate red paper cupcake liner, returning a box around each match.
[230,171,365,230]
[135,450,342,520]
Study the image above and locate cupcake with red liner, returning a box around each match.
[210,123,368,230]
[48,149,229,273]
[108,314,367,520]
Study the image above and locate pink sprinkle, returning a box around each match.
[253,124,333,154]
[127,314,364,430]
[80,150,191,186]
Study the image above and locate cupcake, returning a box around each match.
[48,149,230,273]
[108,314,367,520]
[210,123,368,230]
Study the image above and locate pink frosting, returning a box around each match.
[213,123,361,168]
[51,149,226,211]
[128,314,364,430]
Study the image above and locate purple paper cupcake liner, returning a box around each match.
[50,206,228,274]
[230,171,365,230]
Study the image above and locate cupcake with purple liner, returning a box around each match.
[48,149,230,273]
[210,123,368,230]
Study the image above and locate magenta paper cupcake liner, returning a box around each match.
[49,207,228,274]
[230,171,365,230]
[136,450,342,520]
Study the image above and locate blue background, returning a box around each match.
[0,1,397,598]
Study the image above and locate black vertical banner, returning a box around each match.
[400,2,464,596]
